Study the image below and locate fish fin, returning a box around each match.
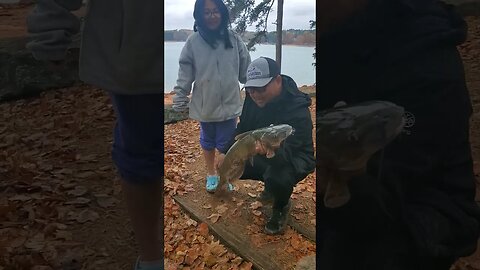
[334,101,347,108]
[324,176,351,208]
[234,130,253,141]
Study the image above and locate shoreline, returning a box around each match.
[164,84,316,105]
[164,40,315,48]
[163,84,315,94]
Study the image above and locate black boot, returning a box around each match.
[264,200,291,235]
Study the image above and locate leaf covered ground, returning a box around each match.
[0,3,480,270]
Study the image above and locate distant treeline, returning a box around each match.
[164,29,315,46]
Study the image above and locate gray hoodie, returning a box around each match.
[172,30,251,122]
[26,0,163,95]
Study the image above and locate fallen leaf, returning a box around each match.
[77,171,95,178]
[198,222,209,236]
[0,204,16,217]
[55,230,72,241]
[186,218,197,227]
[41,244,58,264]
[9,236,27,248]
[98,165,110,171]
[64,197,91,206]
[247,193,257,198]
[295,204,305,210]
[68,209,99,223]
[207,213,221,223]
[239,261,253,270]
[67,186,88,197]
[231,256,243,266]
[55,168,73,175]
[250,201,263,210]
[24,233,45,251]
[202,204,212,209]
[204,254,217,267]
[8,195,31,202]
[215,204,228,214]
[95,195,118,208]
[31,266,53,270]
[184,249,199,265]
[252,210,262,216]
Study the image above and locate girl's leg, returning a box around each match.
[200,122,220,192]
[203,148,216,176]
[109,93,163,266]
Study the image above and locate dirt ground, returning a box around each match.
[0,3,480,270]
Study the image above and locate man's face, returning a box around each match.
[204,0,222,30]
[246,75,282,108]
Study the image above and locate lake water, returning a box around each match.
[164,42,316,93]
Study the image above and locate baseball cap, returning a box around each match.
[244,57,280,88]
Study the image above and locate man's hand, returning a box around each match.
[254,141,267,155]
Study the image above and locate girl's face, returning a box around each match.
[203,0,222,30]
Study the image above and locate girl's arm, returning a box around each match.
[26,0,83,61]
[172,41,195,112]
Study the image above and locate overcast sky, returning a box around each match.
[165,0,315,31]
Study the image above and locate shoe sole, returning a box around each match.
[263,202,292,235]
[206,184,234,194]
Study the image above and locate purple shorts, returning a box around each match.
[199,119,237,153]
[109,93,163,184]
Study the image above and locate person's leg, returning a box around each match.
[215,118,238,191]
[199,122,220,192]
[199,122,217,175]
[215,118,237,155]
[109,93,163,268]
[203,149,216,176]
[263,163,306,234]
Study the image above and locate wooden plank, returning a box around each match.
[262,203,316,242]
[174,194,288,270]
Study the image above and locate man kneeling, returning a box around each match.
[216,57,315,235]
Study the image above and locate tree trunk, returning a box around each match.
[276,0,284,72]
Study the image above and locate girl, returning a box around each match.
[172,0,251,192]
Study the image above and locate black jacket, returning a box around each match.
[317,0,480,260]
[223,75,316,176]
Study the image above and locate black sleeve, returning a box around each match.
[320,46,480,257]
[268,106,313,166]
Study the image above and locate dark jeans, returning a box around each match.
[239,155,308,210]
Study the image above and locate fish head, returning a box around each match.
[317,101,405,170]
[252,124,294,148]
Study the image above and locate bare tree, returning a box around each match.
[276,0,284,71]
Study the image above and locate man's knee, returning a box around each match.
[263,165,305,192]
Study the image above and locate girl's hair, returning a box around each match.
[193,0,233,49]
